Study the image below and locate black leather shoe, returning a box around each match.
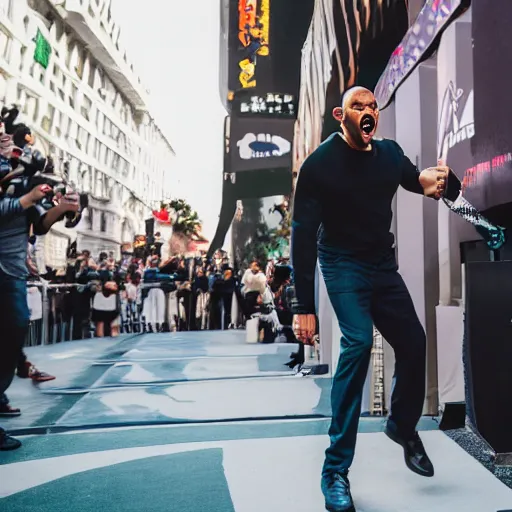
[385,426,434,477]
[0,431,22,451]
[321,473,355,512]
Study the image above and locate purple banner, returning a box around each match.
[375,0,470,109]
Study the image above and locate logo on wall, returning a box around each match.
[437,81,474,162]
[237,133,291,160]
[238,0,270,89]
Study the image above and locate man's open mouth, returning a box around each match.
[360,114,375,134]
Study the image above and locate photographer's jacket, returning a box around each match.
[0,196,47,279]
[290,133,423,314]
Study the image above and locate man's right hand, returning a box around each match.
[19,185,52,209]
[292,314,317,344]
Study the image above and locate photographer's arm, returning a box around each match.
[0,197,24,219]
[0,186,48,219]
[32,194,80,235]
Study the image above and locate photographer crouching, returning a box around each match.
[0,106,82,451]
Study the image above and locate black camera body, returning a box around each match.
[0,105,88,228]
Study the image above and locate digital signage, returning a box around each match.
[233,0,271,91]
[224,0,314,102]
[229,117,295,172]
[233,92,297,118]
[469,0,512,226]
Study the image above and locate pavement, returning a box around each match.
[1,331,512,511]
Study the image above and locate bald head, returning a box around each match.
[341,86,375,113]
[333,86,379,150]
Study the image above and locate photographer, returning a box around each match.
[0,185,79,451]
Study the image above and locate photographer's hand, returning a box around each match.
[36,192,80,234]
[19,185,52,210]
[56,192,80,213]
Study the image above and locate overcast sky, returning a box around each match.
[111,0,226,240]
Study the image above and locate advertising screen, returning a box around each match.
[232,92,297,118]
[229,117,295,172]
[225,0,314,100]
[228,0,272,93]
[470,0,512,225]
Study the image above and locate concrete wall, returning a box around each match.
[394,61,440,414]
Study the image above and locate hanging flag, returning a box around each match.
[33,29,52,69]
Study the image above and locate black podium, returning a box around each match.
[464,240,512,458]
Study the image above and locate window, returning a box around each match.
[81,95,92,121]
[94,138,100,159]
[0,31,10,61]
[94,170,102,197]
[41,104,55,133]
[87,208,94,230]
[99,143,106,163]
[121,158,129,177]
[74,48,85,79]
[112,153,120,173]
[88,62,96,88]
[96,110,104,131]
[100,211,107,232]
[24,95,39,122]
[69,83,78,108]
[18,46,26,72]
[76,126,84,150]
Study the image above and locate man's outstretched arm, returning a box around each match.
[290,160,322,315]
[395,142,449,199]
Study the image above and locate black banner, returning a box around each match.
[229,117,294,172]
[470,0,512,226]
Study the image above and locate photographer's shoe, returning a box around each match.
[385,425,434,477]
[0,403,21,417]
[321,473,355,512]
[0,430,22,451]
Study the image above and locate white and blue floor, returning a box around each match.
[1,331,511,511]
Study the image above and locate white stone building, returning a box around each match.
[0,0,175,265]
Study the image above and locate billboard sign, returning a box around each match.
[469,0,512,225]
[232,0,271,91]
[233,92,297,118]
[229,117,294,172]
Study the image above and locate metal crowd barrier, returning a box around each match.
[25,281,213,346]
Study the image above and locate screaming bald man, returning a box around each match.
[291,86,449,512]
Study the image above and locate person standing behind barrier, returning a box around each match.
[0,185,79,451]
[91,280,120,337]
[193,267,209,330]
[220,267,236,329]
[241,260,266,318]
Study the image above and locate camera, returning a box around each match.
[0,104,88,228]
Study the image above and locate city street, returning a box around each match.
[1,332,512,512]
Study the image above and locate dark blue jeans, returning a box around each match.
[318,245,426,476]
[0,271,29,433]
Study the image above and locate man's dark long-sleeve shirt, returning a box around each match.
[290,133,423,314]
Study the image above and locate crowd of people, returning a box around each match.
[24,240,298,345]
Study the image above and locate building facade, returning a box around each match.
[0,0,175,263]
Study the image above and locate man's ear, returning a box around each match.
[332,107,343,122]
